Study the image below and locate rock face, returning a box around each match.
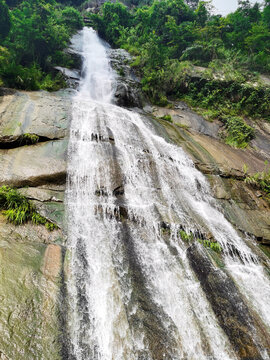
[0,214,63,360]
[0,89,69,359]
[109,48,144,108]
[147,103,270,244]
[0,46,270,359]
[187,243,270,359]
[0,90,72,142]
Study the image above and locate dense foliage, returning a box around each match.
[90,0,270,134]
[91,0,270,73]
[1,0,270,149]
[0,0,83,90]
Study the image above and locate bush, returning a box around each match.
[0,62,42,90]
[223,116,255,148]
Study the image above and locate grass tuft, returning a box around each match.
[22,133,39,145]
[0,186,58,230]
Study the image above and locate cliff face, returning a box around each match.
[149,104,270,246]
[0,89,70,359]
[0,50,269,359]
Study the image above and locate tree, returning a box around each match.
[185,0,199,10]
[61,7,84,31]
[195,1,209,26]
[263,0,270,27]
[0,0,11,41]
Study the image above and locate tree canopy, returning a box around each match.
[0,0,83,90]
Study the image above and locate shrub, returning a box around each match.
[223,116,255,148]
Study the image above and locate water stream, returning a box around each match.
[66,27,270,360]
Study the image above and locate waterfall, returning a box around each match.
[66,28,270,360]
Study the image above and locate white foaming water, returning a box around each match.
[66,28,270,359]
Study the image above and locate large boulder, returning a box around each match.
[109,48,144,108]
[0,90,72,143]
[114,79,143,108]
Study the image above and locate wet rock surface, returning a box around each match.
[152,112,270,244]
[109,48,144,108]
[0,90,72,141]
[0,88,70,359]
[187,243,270,359]
[0,139,67,187]
[0,214,64,360]
[0,40,270,359]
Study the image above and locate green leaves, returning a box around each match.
[0,0,83,90]
[224,116,255,148]
[90,2,132,45]
[61,7,83,31]
[0,186,58,230]
[244,161,270,198]
[0,0,11,41]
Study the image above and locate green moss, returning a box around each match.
[160,114,173,123]
[22,133,39,145]
[178,228,222,253]
[207,248,225,268]
[0,186,58,230]
[200,109,220,122]
[45,222,58,231]
[259,244,270,259]
[197,239,222,253]
[179,229,193,242]
[177,123,190,129]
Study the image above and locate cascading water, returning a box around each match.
[66,27,270,360]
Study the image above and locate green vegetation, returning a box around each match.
[0,186,58,230]
[183,78,270,121]
[179,229,193,242]
[223,116,255,148]
[244,161,270,198]
[178,229,222,253]
[90,0,270,147]
[21,133,39,145]
[197,239,222,253]
[0,0,83,90]
[160,114,173,122]
[0,0,11,42]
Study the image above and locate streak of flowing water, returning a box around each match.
[66,28,270,359]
